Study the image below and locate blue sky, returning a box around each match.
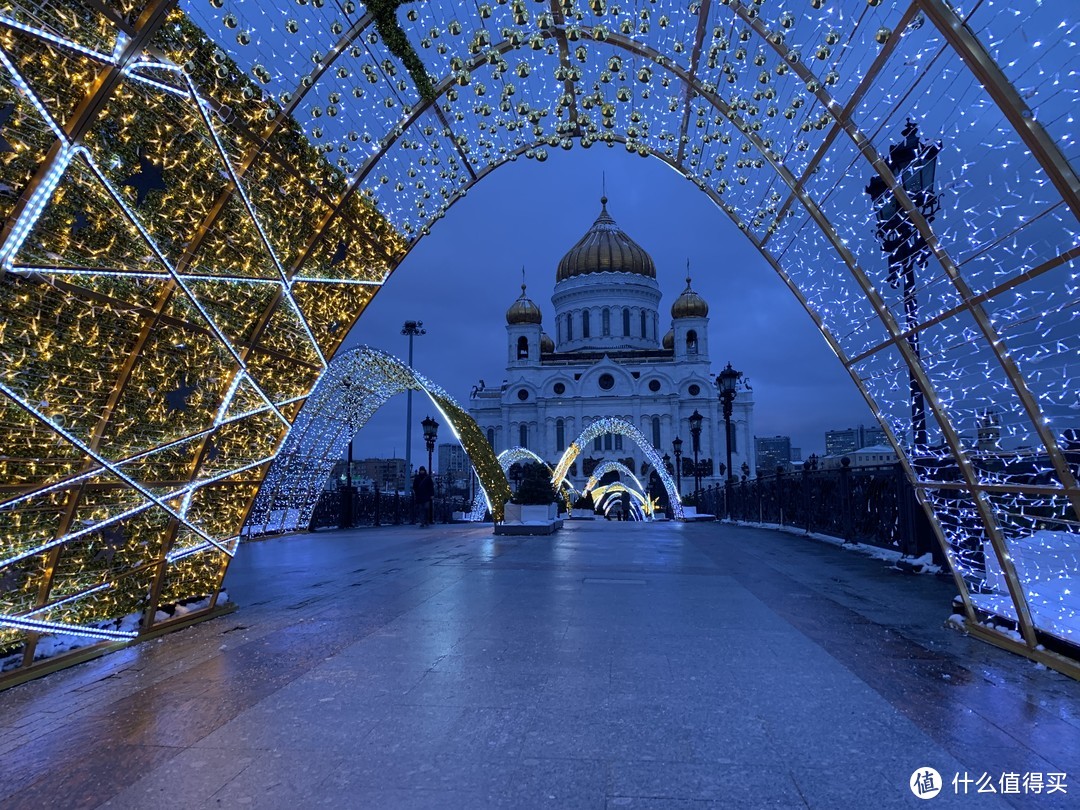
[340,147,876,466]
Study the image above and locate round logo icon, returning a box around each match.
[910,767,943,799]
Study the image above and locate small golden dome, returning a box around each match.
[540,332,555,353]
[662,329,675,350]
[671,275,709,319]
[506,282,542,325]
[556,197,656,282]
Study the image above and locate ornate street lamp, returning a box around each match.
[421,414,439,526]
[865,121,940,455]
[689,409,704,497]
[422,414,439,474]
[672,436,683,496]
[402,320,426,478]
[716,362,742,485]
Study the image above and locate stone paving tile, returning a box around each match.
[98,746,256,810]
[1,521,1078,809]
[503,756,610,809]
[608,760,808,805]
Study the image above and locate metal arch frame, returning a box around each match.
[247,345,510,534]
[0,0,182,669]
[552,418,684,520]
[2,2,1078,680]
[720,0,1080,651]
[0,4,386,648]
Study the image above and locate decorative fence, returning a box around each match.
[695,463,943,563]
[304,487,473,532]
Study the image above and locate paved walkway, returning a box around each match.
[0,521,1077,809]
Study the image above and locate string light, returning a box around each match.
[0,0,1075,674]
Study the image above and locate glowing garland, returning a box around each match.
[0,0,1075,676]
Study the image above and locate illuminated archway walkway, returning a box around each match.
[0,521,1076,807]
[244,344,510,535]
[0,0,1078,679]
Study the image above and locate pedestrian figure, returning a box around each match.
[412,466,435,527]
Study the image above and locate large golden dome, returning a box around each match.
[556,197,656,282]
[506,283,543,324]
[671,276,709,319]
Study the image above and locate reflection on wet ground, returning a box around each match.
[1,521,1076,809]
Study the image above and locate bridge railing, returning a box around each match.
[305,487,472,531]
[694,462,942,563]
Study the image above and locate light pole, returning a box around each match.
[422,414,438,525]
[402,320,426,477]
[866,120,940,456]
[717,362,742,518]
[716,363,741,483]
[672,436,683,497]
[689,409,703,498]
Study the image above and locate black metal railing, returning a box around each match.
[694,462,942,562]
[307,486,474,531]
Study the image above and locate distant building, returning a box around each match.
[755,435,792,475]
[821,445,898,469]
[825,424,888,456]
[438,442,473,495]
[351,457,407,492]
[438,442,471,477]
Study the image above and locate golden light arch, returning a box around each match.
[0,0,1077,680]
[553,417,685,520]
[591,482,651,520]
[244,345,510,536]
[582,460,648,501]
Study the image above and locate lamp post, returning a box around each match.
[689,409,703,498]
[672,436,683,497]
[402,320,426,478]
[421,415,438,526]
[716,362,742,519]
[716,363,741,483]
[865,120,940,456]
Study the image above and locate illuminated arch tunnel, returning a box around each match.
[0,0,1078,679]
[244,345,510,536]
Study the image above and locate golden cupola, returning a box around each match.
[556,197,657,282]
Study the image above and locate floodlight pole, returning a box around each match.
[402,320,426,477]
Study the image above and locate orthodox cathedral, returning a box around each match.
[468,197,755,495]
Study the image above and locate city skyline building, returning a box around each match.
[825,425,889,457]
[755,435,793,475]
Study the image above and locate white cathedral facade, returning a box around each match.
[468,197,755,496]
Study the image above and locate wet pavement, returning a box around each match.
[0,520,1077,809]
